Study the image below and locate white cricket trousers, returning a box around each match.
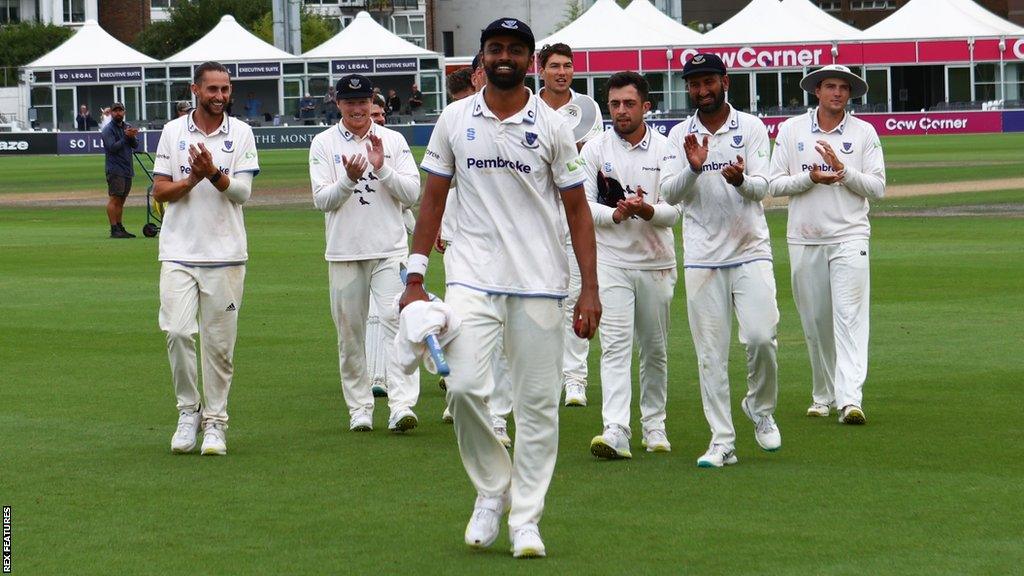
[684,260,779,450]
[488,332,513,428]
[597,264,677,436]
[789,240,870,410]
[443,285,564,529]
[328,255,418,417]
[562,243,590,386]
[159,262,245,427]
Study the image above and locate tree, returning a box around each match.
[554,0,585,32]
[250,8,339,54]
[134,0,273,60]
[0,22,74,85]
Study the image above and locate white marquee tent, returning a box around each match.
[860,0,1024,40]
[164,15,297,64]
[699,0,859,45]
[534,0,686,50]
[27,19,157,68]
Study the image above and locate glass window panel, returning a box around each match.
[307,61,329,74]
[754,72,778,111]
[146,67,166,79]
[866,69,888,108]
[947,67,970,102]
[284,63,305,75]
[727,72,751,112]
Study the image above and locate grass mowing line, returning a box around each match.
[3,132,1024,196]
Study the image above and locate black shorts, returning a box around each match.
[106,174,132,198]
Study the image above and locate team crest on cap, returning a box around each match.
[731,135,743,148]
[841,142,854,154]
[691,55,706,64]
[501,19,519,29]
[349,78,362,89]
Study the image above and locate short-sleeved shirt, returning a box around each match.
[421,88,586,298]
[153,112,260,264]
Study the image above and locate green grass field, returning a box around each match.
[2,132,1024,574]
[2,133,1024,196]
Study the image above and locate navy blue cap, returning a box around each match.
[471,53,482,70]
[681,53,727,78]
[336,74,373,100]
[480,18,535,53]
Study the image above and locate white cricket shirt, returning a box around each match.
[309,121,420,261]
[421,88,586,298]
[769,109,887,245]
[153,112,260,264]
[580,124,681,270]
[661,105,773,268]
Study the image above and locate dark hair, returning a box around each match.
[538,43,573,68]
[193,61,230,84]
[605,71,649,102]
[447,67,474,97]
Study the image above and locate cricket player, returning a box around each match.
[309,74,422,433]
[154,61,260,456]
[661,54,781,468]
[400,18,600,558]
[582,72,682,459]
[537,42,604,408]
[769,65,886,425]
[364,98,417,399]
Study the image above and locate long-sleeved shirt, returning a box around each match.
[102,120,137,178]
[580,124,681,270]
[660,105,773,268]
[768,109,887,245]
[309,121,421,262]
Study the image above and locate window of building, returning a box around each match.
[0,0,20,24]
[393,14,426,48]
[151,0,179,8]
[64,0,85,23]
[851,1,896,10]
[815,1,841,12]
[442,31,454,57]
[974,63,1001,101]
[1004,62,1024,103]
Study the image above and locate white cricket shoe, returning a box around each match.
[697,444,738,468]
[642,429,671,453]
[388,407,418,432]
[171,407,202,453]
[441,405,453,423]
[839,405,866,425]
[742,397,781,452]
[511,524,546,558]
[349,407,373,432]
[563,380,587,407]
[494,425,512,449]
[465,493,509,549]
[590,424,632,459]
[200,423,227,456]
[806,402,832,417]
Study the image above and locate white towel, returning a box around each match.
[395,299,461,375]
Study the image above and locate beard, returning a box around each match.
[485,62,527,90]
[695,89,726,115]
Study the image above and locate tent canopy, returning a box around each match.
[165,15,297,63]
[699,0,859,45]
[622,0,702,43]
[534,0,684,50]
[303,11,437,58]
[27,19,157,68]
[860,0,1024,40]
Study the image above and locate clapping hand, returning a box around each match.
[366,133,385,171]
[342,153,368,182]
[683,134,709,172]
[810,140,845,184]
[721,155,745,187]
[188,143,217,180]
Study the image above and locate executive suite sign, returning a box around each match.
[331,58,419,74]
[54,67,142,83]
